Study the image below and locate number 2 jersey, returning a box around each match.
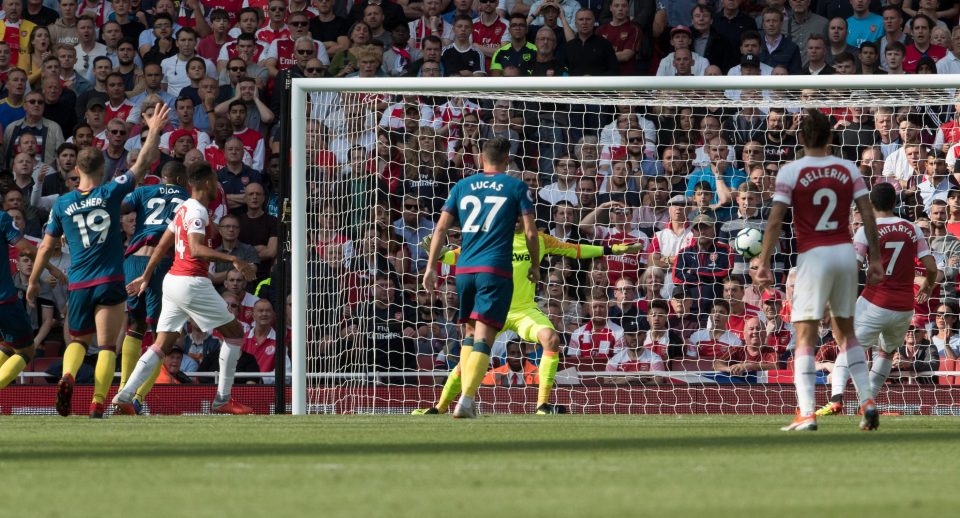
[441,172,533,277]
[854,216,930,312]
[167,198,214,278]
[123,183,189,256]
[773,155,867,253]
[45,171,136,289]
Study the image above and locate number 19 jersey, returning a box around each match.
[773,155,867,253]
[45,171,136,289]
[441,172,534,277]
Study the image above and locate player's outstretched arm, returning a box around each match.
[187,231,256,281]
[127,229,176,296]
[854,195,884,285]
[521,213,540,284]
[752,201,788,289]
[129,103,172,184]
[422,211,455,292]
[26,234,59,306]
[916,254,940,304]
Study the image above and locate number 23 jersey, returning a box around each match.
[45,170,136,289]
[772,155,867,254]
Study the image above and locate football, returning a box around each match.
[733,228,764,259]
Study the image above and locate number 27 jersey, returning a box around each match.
[773,155,867,254]
[45,171,136,289]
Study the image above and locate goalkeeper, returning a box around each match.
[413,230,644,415]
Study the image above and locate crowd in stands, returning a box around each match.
[2,0,960,386]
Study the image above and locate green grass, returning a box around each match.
[1,415,958,518]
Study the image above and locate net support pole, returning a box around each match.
[272,74,291,414]
[290,82,307,415]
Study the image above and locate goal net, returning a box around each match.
[290,75,960,416]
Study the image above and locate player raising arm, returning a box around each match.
[112,161,257,415]
[27,103,170,418]
[816,183,939,416]
[422,137,539,419]
[414,230,644,415]
[753,109,884,432]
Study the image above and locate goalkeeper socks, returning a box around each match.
[119,331,144,390]
[0,353,27,389]
[844,342,872,405]
[831,351,848,401]
[93,348,117,404]
[216,339,243,403]
[794,353,816,417]
[462,341,491,399]
[62,342,87,379]
[135,364,163,404]
[117,346,164,403]
[869,354,893,400]
[537,350,559,406]
[436,365,462,413]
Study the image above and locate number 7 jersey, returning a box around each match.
[167,198,214,277]
[45,171,136,289]
[773,155,868,253]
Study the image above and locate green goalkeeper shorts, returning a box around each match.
[502,306,555,343]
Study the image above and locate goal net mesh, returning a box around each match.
[297,80,960,415]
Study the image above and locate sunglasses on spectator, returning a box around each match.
[306,67,323,73]
[627,137,643,143]
[765,167,778,174]
[290,21,308,27]
[229,66,245,72]
[479,0,497,3]
[67,176,80,181]
[269,6,284,12]
[26,99,43,105]
[110,129,127,135]
[296,49,313,55]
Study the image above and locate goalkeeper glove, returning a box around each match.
[610,243,644,255]
[419,235,456,254]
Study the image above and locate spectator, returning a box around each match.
[155,346,194,385]
[127,63,177,125]
[715,0,756,55]
[565,9,618,76]
[857,40,884,74]
[759,7,802,75]
[312,0,352,57]
[918,153,951,211]
[489,13,536,76]
[879,5,907,69]
[826,17,859,66]
[904,14,946,73]
[688,299,743,360]
[936,26,960,75]
[408,0,453,49]
[890,322,940,384]
[353,273,417,377]
[363,3,392,49]
[382,23,420,77]
[644,298,685,363]
[803,34,833,74]
[884,40,907,74]
[2,90,64,167]
[657,25,707,76]
[786,0,829,65]
[931,302,960,359]
[236,182,278,282]
[685,137,745,206]
[846,0,885,48]
[222,268,260,326]
[672,213,733,310]
[568,288,625,360]
[605,317,664,385]
[761,289,793,358]
[442,15,486,76]
[648,194,691,270]
[241,298,290,384]
[481,339,539,387]
[406,34,442,77]
[0,0,35,69]
[713,317,778,375]
[393,195,434,272]
[596,0,642,76]
[722,276,765,339]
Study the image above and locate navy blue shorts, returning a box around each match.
[0,301,33,349]
[67,281,127,336]
[455,272,513,330]
[124,255,171,325]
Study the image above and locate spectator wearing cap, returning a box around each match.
[688,299,743,360]
[81,98,108,147]
[802,34,833,74]
[605,316,664,385]
[154,345,195,385]
[565,9,618,76]
[649,194,692,270]
[690,4,737,74]
[714,317,778,375]
[761,289,793,359]
[904,14,946,73]
[672,213,733,311]
[1,89,63,167]
[759,7,802,75]
[656,25,708,76]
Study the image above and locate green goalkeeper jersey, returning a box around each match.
[441,232,605,310]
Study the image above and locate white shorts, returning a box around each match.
[792,243,858,322]
[156,274,234,333]
[854,297,914,354]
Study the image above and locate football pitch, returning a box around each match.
[2,415,957,518]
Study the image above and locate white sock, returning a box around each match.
[459,395,474,409]
[216,339,242,403]
[831,351,849,399]
[845,343,873,405]
[116,348,163,403]
[794,354,816,417]
[869,354,893,400]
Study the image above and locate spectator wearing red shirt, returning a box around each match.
[242,298,290,383]
[580,201,648,285]
[223,269,259,326]
[643,299,685,363]
[714,317,778,375]
[722,276,764,339]
[904,14,946,73]
[596,0,640,76]
[567,290,625,360]
[605,317,664,385]
[257,0,292,45]
[688,299,743,360]
[761,289,793,359]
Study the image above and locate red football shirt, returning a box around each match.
[854,216,930,312]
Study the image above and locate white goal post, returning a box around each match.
[290,75,960,416]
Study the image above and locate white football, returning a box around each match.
[733,228,763,259]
